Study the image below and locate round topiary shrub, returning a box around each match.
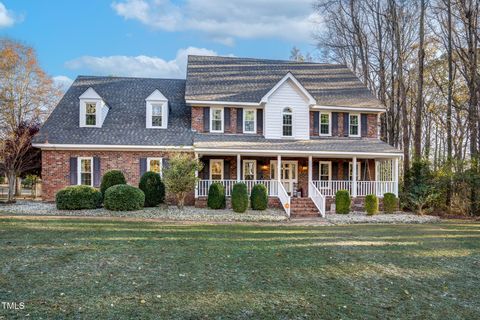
[383,193,397,213]
[139,171,165,207]
[251,184,268,210]
[231,183,248,213]
[365,194,379,215]
[335,190,351,214]
[104,184,145,211]
[207,182,225,209]
[100,170,127,196]
[56,185,102,210]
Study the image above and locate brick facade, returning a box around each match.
[191,106,204,132]
[41,150,195,204]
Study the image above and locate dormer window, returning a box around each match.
[146,90,168,129]
[79,87,108,128]
[85,103,97,126]
[282,107,293,137]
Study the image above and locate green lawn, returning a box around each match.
[1,218,479,319]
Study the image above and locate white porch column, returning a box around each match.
[236,154,241,181]
[308,156,313,196]
[394,157,399,196]
[194,153,199,198]
[277,155,281,183]
[352,156,357,197]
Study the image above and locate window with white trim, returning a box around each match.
[85,103,97,126]
[151,104,163,127]
[349,114,360,137]
[147,157,162,175]
[78,157,93,186]
[243,160,256,180]
[349,162,361,180]
[319,112,331,136]
[319,161,332,181]
[210,108,224,132]
[243,109,256,133]
[282,107,293,137]
[210,159,224,180]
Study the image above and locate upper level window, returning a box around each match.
[147,157,162,175]
[85,103,97,126]
[320,112,331,136]
[210,108,224,132]
[349,114,360,137]
[282,107,293,137]
[151,104,163,127]
[79,88,107,128]
[78,157,93,186]
[243,109,256,133]
[146,90,168,129]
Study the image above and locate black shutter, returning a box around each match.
[236,108,243,133]
[257,109,263,134]
[343,161,349,180]
[332,112,339,136]
[93,157,101,187]
[343,113,349,137]
[313,111,320,135]
[162,158,169,177]
[69,157,77,185]
[312,160,319,180]
[361,114,368,137]
[140,158,147,176]
[224,108,231,132]
[202,160,209,179]
[203,107,210,132]
[224,160,231,179]
[332,161,338,180]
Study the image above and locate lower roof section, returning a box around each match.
[194,134,402,158]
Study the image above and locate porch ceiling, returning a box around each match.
[194,134,402,158]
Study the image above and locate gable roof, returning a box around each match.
[33,76,193,147]
[185,55,383,109]
[260,72,316,105]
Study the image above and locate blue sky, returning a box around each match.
[0,0,320,89]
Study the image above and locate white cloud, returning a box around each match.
[53,75,74,91]
[64,47,220,79]
[111,0,320,45]
[0,2,16,28]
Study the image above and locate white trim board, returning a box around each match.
[260,72,316,105]
[33,143,194,151]
[195,148,403,158]
[186,100,260,106]
[312,105,386,113]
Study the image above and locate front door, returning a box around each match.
[270,161,298,195]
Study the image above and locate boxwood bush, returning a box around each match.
[104,185,145,211]
[383,193,397,213]
[139,171,165,207]
[251,184,268,210]
[207,182,225,209]
[100,170,127,196]
[56,185,102,210]
[365,194,379,215]
[231,183,248,213]
[335,190,351,214]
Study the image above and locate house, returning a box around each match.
[33,55,402,217]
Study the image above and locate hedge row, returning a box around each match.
[207,182,269,211]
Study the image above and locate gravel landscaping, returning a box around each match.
[324,211,441,224]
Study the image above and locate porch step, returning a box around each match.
[290,198,320,218]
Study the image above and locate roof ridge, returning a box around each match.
[76,75,186,81]
[187,54,346,67]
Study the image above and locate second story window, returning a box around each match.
[282,107,293,137]
[211,108,224,132]
[85,103,97,126]
[349,114,360,137]
[146,89,168,129]
[243,109,256,133]
[320,112,331,136]
[151,104,163,127]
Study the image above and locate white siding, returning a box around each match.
[264,79,310,139]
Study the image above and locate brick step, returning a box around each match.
[290,198,320,218]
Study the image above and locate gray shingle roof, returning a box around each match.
[185,55,383,109]
[194,134,401,155]
[34,76,194,146]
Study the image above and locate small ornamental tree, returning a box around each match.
[162,153,203,209]
[251,184,268,210]
[231,183,248,213]
[335,190,351,214]
[139,171,165,207]
[207,182,226,209]
[365,194,379,215]
[100,170,126,196]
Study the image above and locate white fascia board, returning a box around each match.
[312,105,386,113]
[33,143,193,151]
[260,72,316,105]
[79,87,102,100]
[186,100,260,106]
[194,147,403,158]
[146,89,168,101]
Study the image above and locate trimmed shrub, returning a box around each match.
[251,184,268,210]
[207,182,225,209]
[56,185,102,210]
[100,170,127,196]
[335,190,351,214]
[383,193,397,213]
[104,185,145,211]
[232,183,248,213]
[365,194,379,215]
[139,171,165,207]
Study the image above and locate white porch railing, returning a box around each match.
[312,180,396,197]
[277,181,291,217]
[196,179,278,197]
[308,182,325,217]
